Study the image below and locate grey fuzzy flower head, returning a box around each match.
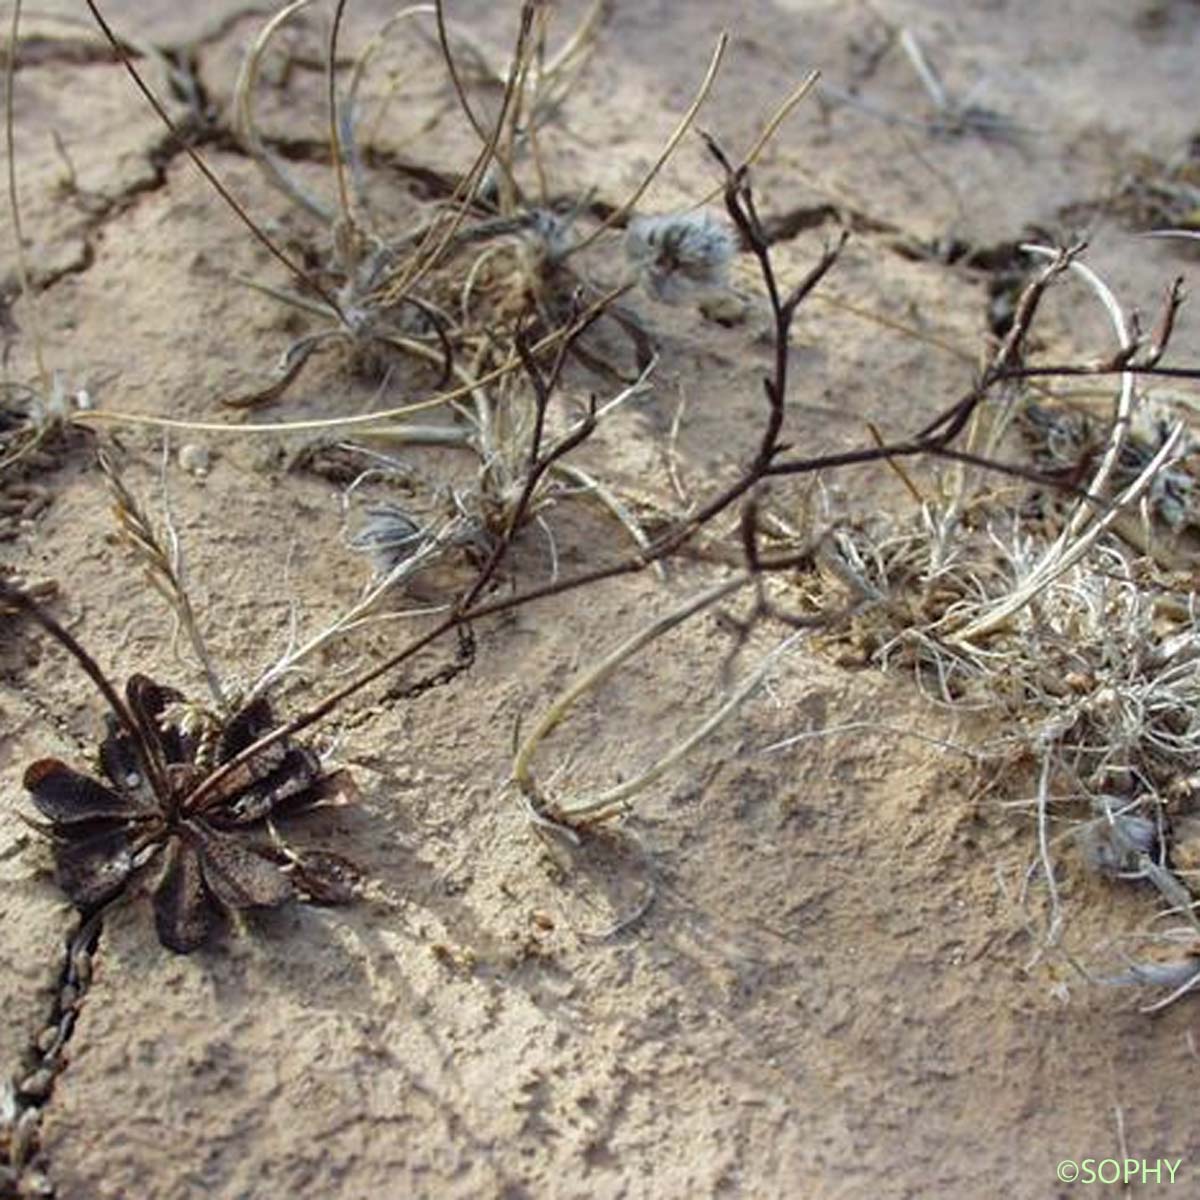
[349,503,429,577]
[625,211,736,304]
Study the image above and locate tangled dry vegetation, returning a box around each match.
[3,0,1200,1192]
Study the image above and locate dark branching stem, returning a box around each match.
[21,126,1198,819]
[179,137,1200,814]
[702,132,848,474]
[0,580,169,799]
[999,362,1200,382]
[188,302,601,813]
[459,303,600,613]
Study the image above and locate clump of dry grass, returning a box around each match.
[0,0,94,481]
[757,249,1200,1007]
[68,0,819,603]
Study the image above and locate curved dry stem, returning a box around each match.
[557,628,805,826]
[233,0,334,224]
[0,578,165,797]
[84,0,341,317]
[550,461,662,575]
[345,3,435,145]
[538,0,606,89]
[1142,229,1200,242]
[690,71,820,211]
[511,573,752,808]
[327,0,356,227]
[568,32,729,258]
[1025,245,1135,543]
[371,3,538,309]
[5,0,48,392]
[75,282,631,438]
[434,0,494,146]
[952,422,1184,643]
[951,248,1142,643]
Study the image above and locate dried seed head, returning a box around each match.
[1079,798,1159,876]
[349,504,430,577]
[521,209,575,265]
[625,211,736,304]
[1121,396,1199,529]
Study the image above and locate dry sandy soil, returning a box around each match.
[3,2,1200,1197]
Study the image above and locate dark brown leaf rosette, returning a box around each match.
[25,675,359,953]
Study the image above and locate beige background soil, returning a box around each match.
[3,2,1200,1198]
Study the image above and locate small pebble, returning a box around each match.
[11,1109,40,1168]
[18,1068,55,1100]
[72,948,92,989]
[179,443,211,477]
[22,493,51,519]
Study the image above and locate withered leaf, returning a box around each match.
[24,759,142,825]
[290,850,362,905]
[192,823,294,910]
[221,746,323,824]
[55,826,136,909]
[21,656,359,953]
[126,675,187,765]
[202,697,293,811]
[98,719,153,801]
[153,836,210,954]
[216,698,277,763]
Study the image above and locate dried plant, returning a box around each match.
[98,448,227,709]
[1,0,94,481]
[5,587,358,953]
[820,23,1025,144]
[754,246,1200,1007]
[8,2,1198,1026]
[624,211,737,305]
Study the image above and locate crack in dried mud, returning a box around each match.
[1,912,103,1199]
[3,39,121,72]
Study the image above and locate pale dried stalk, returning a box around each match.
[5,0,48,392]
[951,422,1184,644]
[99,451,226,708]
[568,32,729,257]
[75,281,631,438]
[554,629,806,826]
[248,521,463,702]
[344,3,435,150]
[1025,246,1136,544]
[690,70,820,211]
[233,0,334,223]
[512,574,756,824]
[950,249,1154,645]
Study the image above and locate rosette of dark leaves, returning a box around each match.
[24,675,360,953]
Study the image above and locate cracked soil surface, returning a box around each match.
[4,2,1200,1198]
